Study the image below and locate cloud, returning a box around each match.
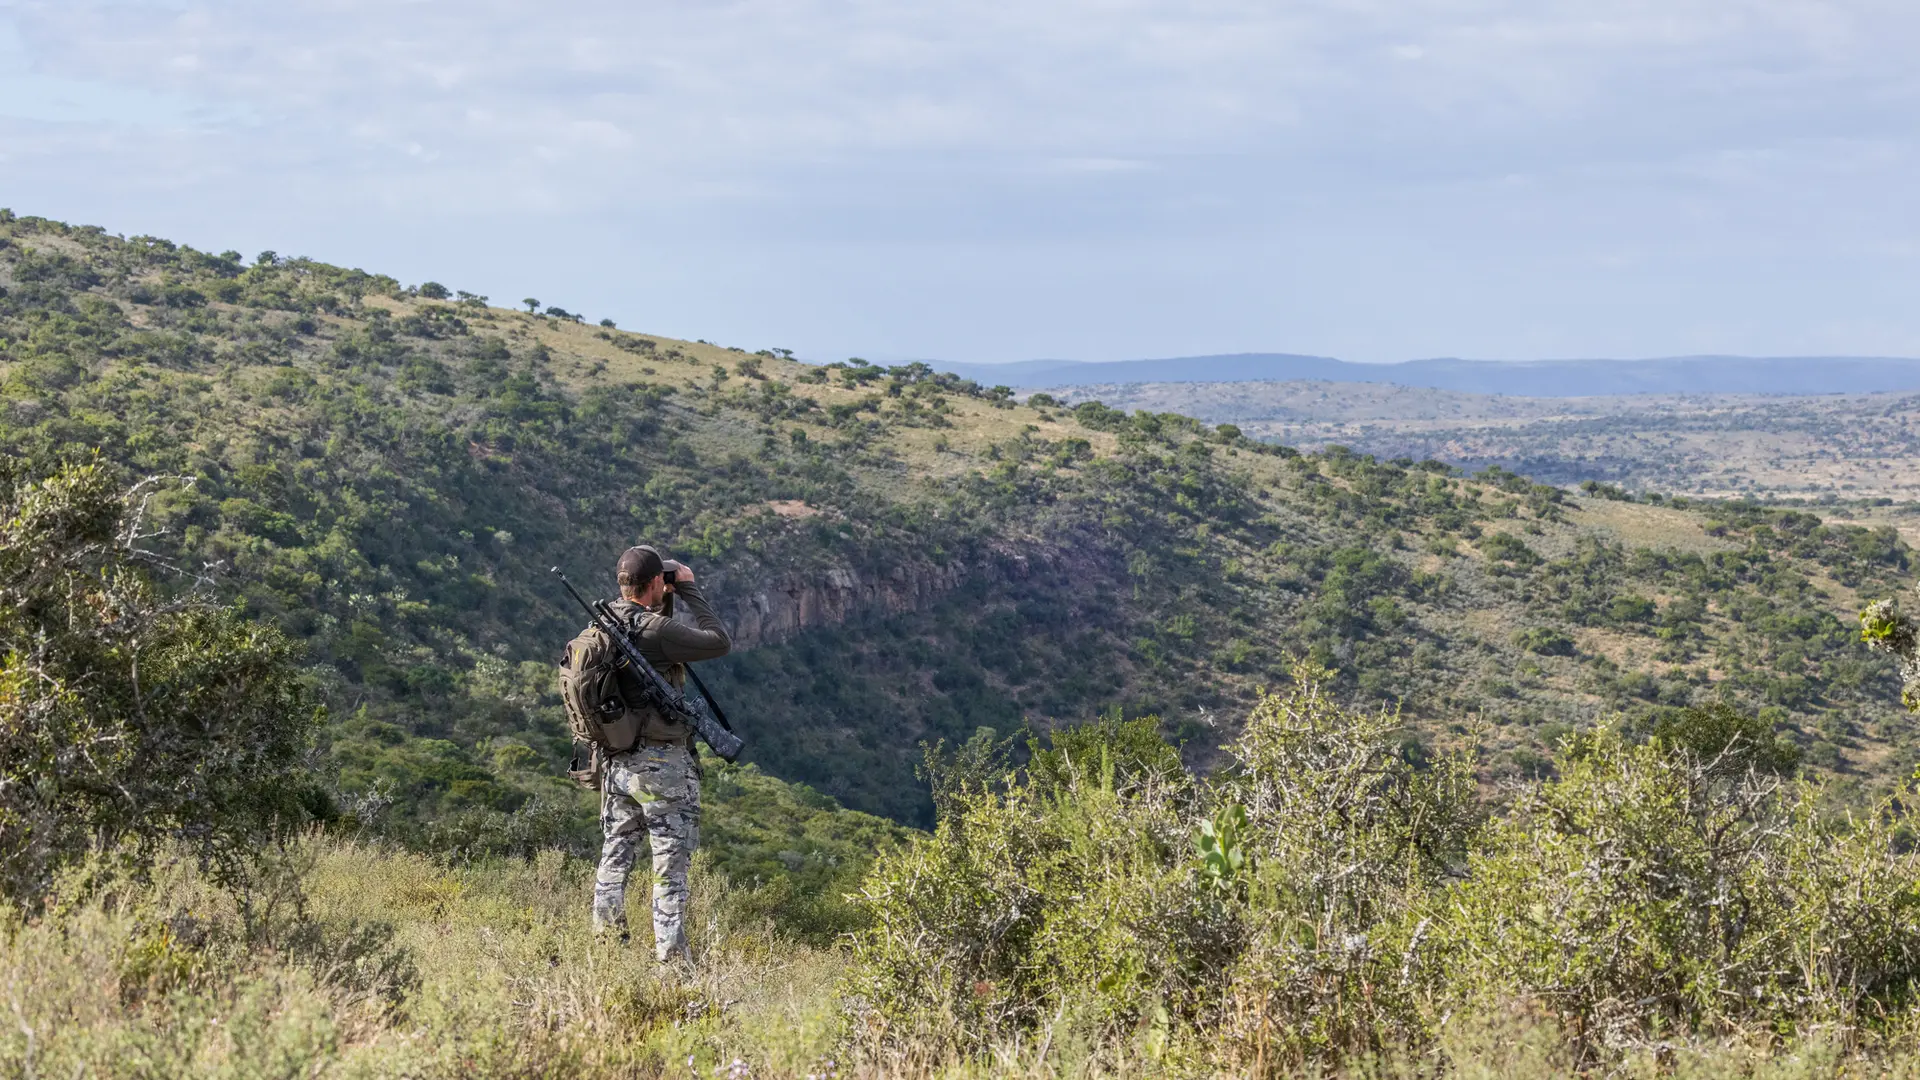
[1,0,1918,362]
[18,1,1905,186]
[0,19,226,126]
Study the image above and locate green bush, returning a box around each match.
[847,670,1920,1070]
[1435,722,1920,1058]
[0,460,322,901]
[1480,531,1541,566]
[845,663,1477,1069]
[1512,626,1576,656]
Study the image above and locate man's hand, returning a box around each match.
[665,560,694,589]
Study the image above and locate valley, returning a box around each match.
[1,210,1912,841]
[1045,378,1920,502]
[9,211,1920,1076]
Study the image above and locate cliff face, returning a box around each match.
[714,551,1052,648]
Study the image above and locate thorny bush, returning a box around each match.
[845,664,1920,1074]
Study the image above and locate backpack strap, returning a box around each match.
[612,605,676,658]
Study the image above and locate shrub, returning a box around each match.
[1580,479,1634,501]
[1512,626,1576,656]
[1480,531,1540,566]
[1432,722,1920,1059]
[1072,400,1128,432]
[847,666,1920,1070]
[1862,594,1920,709]
[845,725,1198,1054]
[1203,670,1478,1070]
[844,664,1478,1068]
[1629,701,1802,776]
[0,459,322,901]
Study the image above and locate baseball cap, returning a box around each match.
[616,545,664,586]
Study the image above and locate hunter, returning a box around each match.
[593,544,731,961]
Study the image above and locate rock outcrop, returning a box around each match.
[707,550,1052,649]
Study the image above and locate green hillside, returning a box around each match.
[2,209,1913,847]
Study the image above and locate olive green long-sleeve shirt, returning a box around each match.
[606,581,731,744]
[607,579,732,668]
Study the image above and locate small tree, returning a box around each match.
[523,297,539,314]
[417,281,450,300]
[0,460,322,903]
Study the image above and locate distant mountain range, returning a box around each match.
[929,354,1920,397]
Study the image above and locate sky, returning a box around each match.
[1,0,1917,365]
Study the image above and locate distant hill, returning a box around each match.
[6,211,1918,843]
[933,353,1920,396]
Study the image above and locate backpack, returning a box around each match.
[558,623,645,787]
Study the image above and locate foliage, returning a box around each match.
[2,210,1912,846]
[848,673,1920,1072]
[0,459,321,901]
[1512,626,1576,656]
[1025,708,1182,797]
[1438,723,1920,1060]
[845,665,1477,1068]
[15,829,1920,1077]
[1862,594,1920,710]
[845,714,1201,1055]
[1625,701,1805,776]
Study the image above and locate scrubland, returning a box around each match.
[15,211,1920,1077]
[15,673,1920,1078]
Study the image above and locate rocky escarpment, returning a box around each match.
[711,549,1061,649]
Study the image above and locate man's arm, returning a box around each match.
[649,577,731,663]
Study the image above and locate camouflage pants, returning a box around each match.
[594,743,700,961]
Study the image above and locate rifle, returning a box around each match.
[552,567,745,762]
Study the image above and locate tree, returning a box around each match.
[523,297,540,314]
[418,281,450,300]
[599,318,616,328]
[0,459,322,903]
[255,250,278,267]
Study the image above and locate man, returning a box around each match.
[592,544,731,961]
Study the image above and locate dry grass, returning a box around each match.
[1567,496,1740,555]
[0,840,846,1078]
[9,839,1920,1077]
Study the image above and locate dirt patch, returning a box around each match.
[768,499,820,519]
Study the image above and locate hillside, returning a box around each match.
[939,352,1920,394]
[1047,379,1920,502]
[3,209,1916,848]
